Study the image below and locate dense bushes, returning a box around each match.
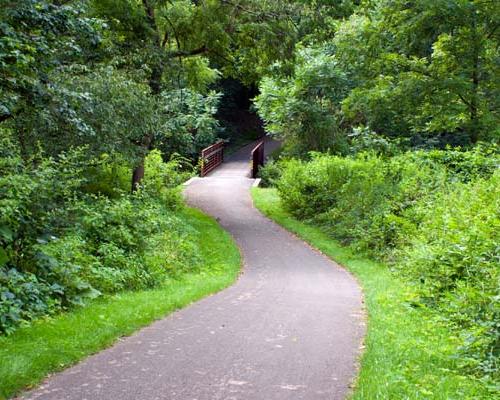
[400,174,499,376]
[0,1,227,337]
[272,147,499,379]
[0,130,199,335]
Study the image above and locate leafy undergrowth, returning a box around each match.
[252,188,494,400]
[0,207,241,400]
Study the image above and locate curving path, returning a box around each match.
[18,138,365,400]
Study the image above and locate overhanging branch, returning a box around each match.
[166,46,208,58]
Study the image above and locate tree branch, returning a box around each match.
[458,93,472,108]
[166,46,208,58]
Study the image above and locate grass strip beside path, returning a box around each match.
[251,188,492,400]
[0,207,241,400]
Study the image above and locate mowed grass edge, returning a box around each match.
[251,188,492,400]
[0,207,241,400]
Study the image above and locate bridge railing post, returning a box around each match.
[251,140,265,179]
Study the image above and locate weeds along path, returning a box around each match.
[18,138,365,400]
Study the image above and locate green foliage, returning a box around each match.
[257,159,283,188]
[275,148,499,379]
[0,269,58,336]
[398,173,499,376]
[143,150,192,206]
[83,154,131,198]
[0,127,199,335]
[41,194,201,293]
[256,0,500,152]
[255,46,351,155]
[0,5,227,331]
[0,0,102,123]
[348,126,407,156]
[157,89,222,158]
[52,67,158,160]
[2,1,224,191]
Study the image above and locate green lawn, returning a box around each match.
[252,188,493,400]
[0,207,241,400]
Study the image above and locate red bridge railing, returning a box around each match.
[200,140,224,177]
[251,140,265,178]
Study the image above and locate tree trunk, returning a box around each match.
[131,0,163,191]
[470,56,480,143]
[131,160,145,192]
[130,62,163,191]
[149,64,163,96]
[131,134,152,192]
[469,12,481,144]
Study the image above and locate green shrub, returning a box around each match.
[278,153,397,250]
[258,159,283,187]
[142,150,192,208]
[398,172,500,376]
[83,154,131,198]
[0,269,57,335]
[0,131,199,335]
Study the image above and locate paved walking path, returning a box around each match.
[19,138,365,400]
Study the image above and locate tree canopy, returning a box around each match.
[256,0,499,154]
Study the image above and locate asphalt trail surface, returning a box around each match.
[18,138,365,400]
